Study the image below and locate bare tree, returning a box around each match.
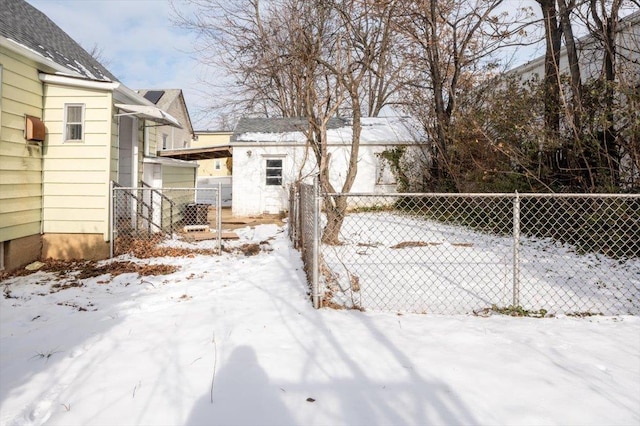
[173,0,309,117]
[86,42,111,68]
[312,0,407,243]
[535,0,638,190]
[176,0,409,243]
[395,0,532,191]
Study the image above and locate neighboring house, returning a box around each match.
[0,0,190,271]
[510,10,640,83]
[191,130,233,177]
[138,89,194,151]
[136,89,198,190]
[190,130,233,206]
[156,129,234,206]
[507,10,639,186]
[231,117,424,216]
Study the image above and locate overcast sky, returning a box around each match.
[26,0,217,129]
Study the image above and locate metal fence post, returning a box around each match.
[512,191,521,307]
[293,185,299,248]
[217,182,222,254]
[169,200,173,236]
[312,176,320,309]
[109,181,114,258]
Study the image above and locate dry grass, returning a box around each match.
[0,258,179,283]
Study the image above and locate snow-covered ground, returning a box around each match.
[322,212,640,315]
[1,224,639,426]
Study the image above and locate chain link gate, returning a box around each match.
[111,184,223,257]
[291,181,639,316]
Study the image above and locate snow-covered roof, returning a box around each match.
[0,0,117,82]
[232,116,422,144]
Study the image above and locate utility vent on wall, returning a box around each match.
[25,115,45,142]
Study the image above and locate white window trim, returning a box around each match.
[265,157,284,187]
[63,103,85,142]
[144,125,150,156]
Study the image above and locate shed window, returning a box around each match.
[64,104,84,142]
[265,159,283,186]
[375,155,396,185]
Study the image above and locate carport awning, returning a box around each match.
[158,145,232,161]
[115,103,182,128]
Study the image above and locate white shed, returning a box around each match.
[231,117,425,216]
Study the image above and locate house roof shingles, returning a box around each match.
[0,0,117,81]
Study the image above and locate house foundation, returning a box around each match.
[2,235,42,272]
[42,234,109,261]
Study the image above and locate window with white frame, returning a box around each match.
[265,158,283,186]
[64,103,84,142]
[162,133,168,150]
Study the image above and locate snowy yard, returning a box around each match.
[321,212,640,315]
[1,223,639,426]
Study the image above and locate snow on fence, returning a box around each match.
[290,181,640,316]
[111,185,222,257]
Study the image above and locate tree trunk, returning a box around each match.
[589,0,621,188]
[537,0,562,140]
[557,0,583,133]
[321,90,362,245]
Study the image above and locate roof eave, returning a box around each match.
[1,36,84,78]
[39,72,120,91]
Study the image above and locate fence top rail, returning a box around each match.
[114,187,219,192]
[324,192,640,199]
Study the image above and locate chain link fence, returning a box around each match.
[291,181,640,316]
[111,185,222,257]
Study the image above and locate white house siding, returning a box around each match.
[512,12,639,83]
[0,46,43,244]
[42,83,113,237]
[232,142,416,216]
[509,12,640,187]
